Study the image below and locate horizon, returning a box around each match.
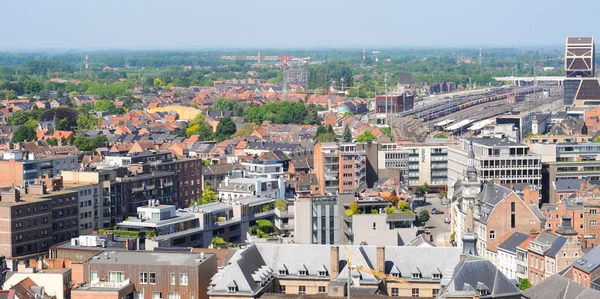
[2,0,598,51]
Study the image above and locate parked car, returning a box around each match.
[431,208,444,215]
[444,217,451,224]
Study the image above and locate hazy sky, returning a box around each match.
[3,0,599,50]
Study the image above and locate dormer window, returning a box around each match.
[279,270,288,275]
[392,273,400,278]
[433,273,442,279]
[478,289,489,296]
[318,271,327,277]
[228,287,236,293]
[298,270,308,276]
[412,273,421,279]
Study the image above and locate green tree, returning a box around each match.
[275,199,287,211]
[94,100,123,114]
[356,131,377,142]
[77,114,99,131]
[24,79,43,94]
[420,182,430,195]
[381,127,394,140]
[212,98,237,111]
[434,133,448,139]
[11,121,37,143]
[56,118,70,131]
[71,136,95,151]
[197,186,217,205]
[234,123,259,137]
[6,110,33,126]
[215,117,237,141]
[398,201,410,212]
[343,125,352,142]
[46,138,59,146]
[211,236,226,248]
[418,210,431,225]
[256,219,275,234]
[518,279,532,291]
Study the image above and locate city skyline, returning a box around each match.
[3,0,600,50]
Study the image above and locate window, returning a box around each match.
[591,209,598,215]
[139,272,148,284]
[170,273,176,285]
[490,230,496,240]
[279,270,288,275]
[318,271,327,277]
[343,182,352,186]
[392,272,400,278]
[318,286,326,293]
[432,289,439,297]
[591,220,598,226]
[168,293,180,299]
[412,288,419,297]
[179,273,188,285]
[228,286,236,293]
[298,270,307,276]
[343,173,352,178]
[391,288,399,297]
[108,271,124,283]
[344,165,352,169]
[511,202,516,228]
[433,273,442,279]
[373,222,377,230]
[279,285,286,294]
[152,292,162,299]
[548,223,552,228]
[412,273,421,278]
[149,272,156,284]
[299,286,306,295]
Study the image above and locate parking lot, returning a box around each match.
[414,194,452,246]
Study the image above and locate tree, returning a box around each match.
[398,201,410,212]
[24,79,43,94]
[11,121,37,143]
[46,138,59,146]
[6,110,33,126]
[275,199,287,211]
[197,186,217,205]
[71,136,96,151]
[41,108,79,130]
[420,182,430,195]
[434,133,448,139]
[56,118,70,130]
[94,100,123,114]
[215,117,237,141]
[234,123,259,137]
[518,279,532,291]
[343,125,352,142]
[384,195,399,206]
[356,130,377,143]
[212,98,237,111]
[418,210,431,225]
[77,114,99,131]
[153,78,164,89]
[256,219,275,234]
[211,236,226,248]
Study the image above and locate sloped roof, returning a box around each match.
[498,232,530,254]
[443,256,520,297]
[522,274,600,299]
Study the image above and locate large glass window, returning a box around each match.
[108,271,124,283]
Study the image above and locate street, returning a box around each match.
[414,194,452,247]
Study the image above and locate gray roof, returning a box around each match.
[88,250,212,267]
[245,142,304,152]
[477,182,514,224]
[498,232,530,254]
[522,274,600,299]
[469,137,527,148]
[573,243,600,274]
[209,244,462,297]
[554,179,585,192]
[546,237,567,258]
[442,256,520,298]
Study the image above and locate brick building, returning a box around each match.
[314,142,366,195]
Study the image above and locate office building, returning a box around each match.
[563,37,600,106]
[0,150,79,188]
[448,138,542,199]
[496,112,533,142]
[375,93,414,114]
[283,67,307,89]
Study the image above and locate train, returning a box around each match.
[419,88,543,122]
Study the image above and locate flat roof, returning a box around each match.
[89,250,213,266]
[469,137,526,148]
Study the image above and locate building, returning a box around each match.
[78,250,217,299]
[563,37,599,106]
[283,68,308,89]
[448,138,542,199]
[293,194,349,245]
[497,232,530,280]
[3,263,72,299]
[375,93,414,114]
[450,141,544,258]
[207,243,463,298]
[314,142,366,195]
[496,112,533,142]
[522,274,600,299]
[218,176,284,202]
[0,182,79,260]
[378,141,449,191]
[0,150,79,188]
[569,243,600,289]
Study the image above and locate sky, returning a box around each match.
[3,0,599,50]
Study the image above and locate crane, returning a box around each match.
[342,246,407,299]
[216,50,310,67]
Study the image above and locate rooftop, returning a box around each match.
[88,250,213,266]
[573,244,600,274]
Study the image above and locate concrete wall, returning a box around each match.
[351,214,399,246]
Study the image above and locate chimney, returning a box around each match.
[330,246,339,278]
[376,246,385,274]
[524,186,539,206]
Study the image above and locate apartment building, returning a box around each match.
[570,244,600,289]
[78,250,217,299]
[378,141,449,190]
[0,182,79,260]
[117,196,276,248]
[3,263,72,299]
[314,142,366,195]
[448,137,542,199]
[208,244,462,299]
[0,150,79,188]
[497,232,530,280]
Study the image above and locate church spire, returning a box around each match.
[466,140,478,182]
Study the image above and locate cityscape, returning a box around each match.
[1,1,600,299]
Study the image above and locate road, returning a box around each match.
[414,194,452,247]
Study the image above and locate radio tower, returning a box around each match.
[85,52,89,72]
[478,45,482,65]
[362,48,366,64]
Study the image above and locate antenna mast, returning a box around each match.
[85,52,89,72]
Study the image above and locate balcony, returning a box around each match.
[275,209,294,219]
[163,181,174,187]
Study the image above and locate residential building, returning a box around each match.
[218,174,284,202]
[378,141,449,191]
[569,242,600,289]
[496,112,533,142]
[314,142,366,195]
[207,243,463,298]
[515,235,536,282]
[203,163,237,192]
[448,138,542,199]
[0,182,79,260]
[78,250,217,299]
[497,232,530,280]
[522,274,600,299]
[3,263,72,299]
[451,141,544,258]
[0,149,79,188]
